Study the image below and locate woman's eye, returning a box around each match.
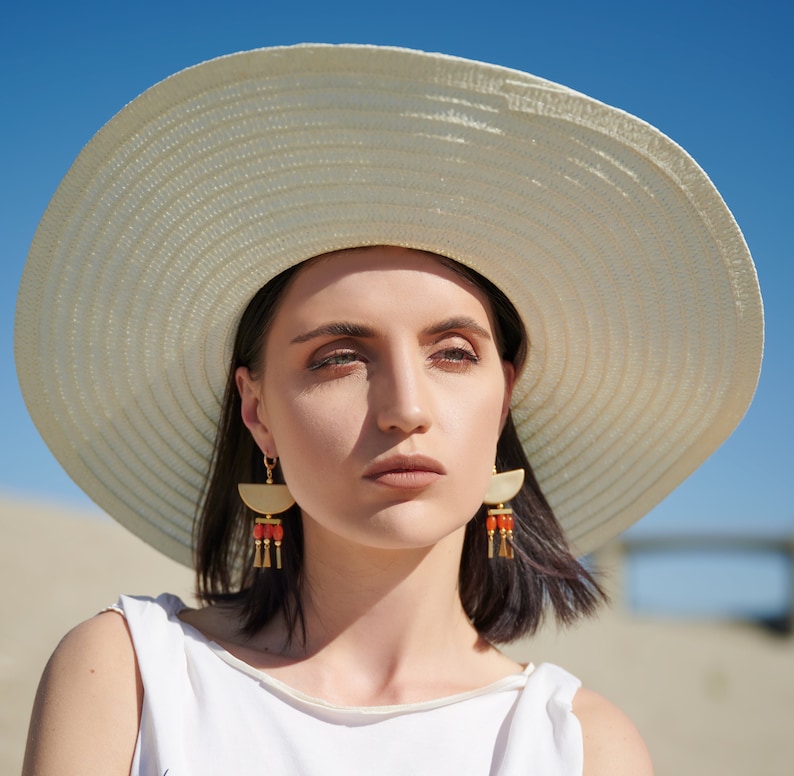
[308,351,360,371]
[436,347,479,365]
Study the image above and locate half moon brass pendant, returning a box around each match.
[238,483,295,515]
[238,454,296,515]
[483,468,524,505]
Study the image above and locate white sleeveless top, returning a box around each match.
[111,594,583,775]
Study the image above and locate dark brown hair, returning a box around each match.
[195,250,606,644]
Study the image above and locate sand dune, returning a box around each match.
[2,495,792,775]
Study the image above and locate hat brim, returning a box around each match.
[15,44,763,565]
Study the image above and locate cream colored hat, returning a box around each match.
[15,44,763,566]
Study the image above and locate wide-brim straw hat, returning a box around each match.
[15,44,763,566]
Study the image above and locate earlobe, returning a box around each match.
[235,366,277,456]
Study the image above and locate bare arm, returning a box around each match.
[22,611,142,776]
[573,687,654,776]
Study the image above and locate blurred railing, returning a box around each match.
[594,534,794,635]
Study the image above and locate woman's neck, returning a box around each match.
[304,526,471,644]
[265,523,506,705]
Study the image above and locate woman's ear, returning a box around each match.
[500,361,516,431]
[235,366,278,456]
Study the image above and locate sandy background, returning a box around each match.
[2,495,792,775]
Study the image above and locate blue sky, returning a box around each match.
[2,0,792,556]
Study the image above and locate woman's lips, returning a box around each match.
[363,455,445,489]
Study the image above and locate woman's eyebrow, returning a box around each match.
[424,316,492,340]
[290,322,377,344]
[291,317,491,344]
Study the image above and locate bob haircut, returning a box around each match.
[195,249,606,644]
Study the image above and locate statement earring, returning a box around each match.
[483,466,524,559]
[238,455,295,569]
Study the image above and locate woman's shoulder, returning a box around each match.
[572,686,654,776]
[22,610,142,776]
[49,606,141,671]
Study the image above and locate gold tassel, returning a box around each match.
[264,541,272,567]
[273,523,284,570]
[486,512,496,558]
[498,515,508,558]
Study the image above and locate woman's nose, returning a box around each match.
[373,356,433,435]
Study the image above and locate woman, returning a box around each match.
[16,45,762,775]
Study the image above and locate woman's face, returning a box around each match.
[237,247,515,553]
